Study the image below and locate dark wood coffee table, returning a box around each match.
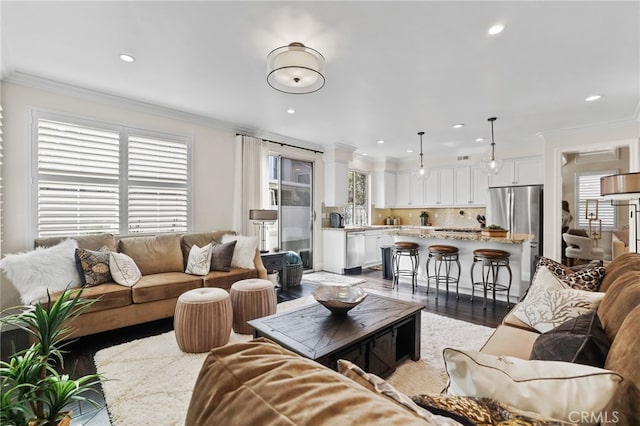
[248,293,423,377]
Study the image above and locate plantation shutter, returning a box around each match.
[576,171,616,229]
[127,134,189,233]
[36,118,120,237]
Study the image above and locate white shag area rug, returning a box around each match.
[94,296,493,426]
[302,271,366,285]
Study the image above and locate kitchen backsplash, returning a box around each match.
[372,207,486,228]
[321,204,486,228]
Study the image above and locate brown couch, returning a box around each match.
[187,253,640,425]
[35,231,266,338]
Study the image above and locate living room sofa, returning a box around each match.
[186,253,640,425]
[33,231,267,338]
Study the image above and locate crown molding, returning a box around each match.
[536,118,638,139]
[2,72,325,153]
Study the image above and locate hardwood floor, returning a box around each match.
[1,267,511,425]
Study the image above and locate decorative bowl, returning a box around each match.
[312,284,367,315]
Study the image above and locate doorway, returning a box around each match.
[268,155,314,270]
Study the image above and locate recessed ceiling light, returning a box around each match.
[287,108,296,114]
[488,24,505,35]
[475,138,485,142]
[585,95,602,102]
[452,123,464,129]
[361,153,368,156]
[119,54,135,63]
[377,140,385,144]
[407,149,414,153]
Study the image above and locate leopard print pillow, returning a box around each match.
[533,257,604,292]
[411,394,571,426]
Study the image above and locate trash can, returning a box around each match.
[380,245,393,280]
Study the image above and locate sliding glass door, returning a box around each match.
[268,155,314,270]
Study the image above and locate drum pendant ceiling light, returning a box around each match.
[267,42,325,94]
[480,117,504,176]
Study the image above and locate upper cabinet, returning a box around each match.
[489,156,543,187]
[454,166,488,206]
[373,170,396,208]
[424,167,454,206]
[324,160,349,206]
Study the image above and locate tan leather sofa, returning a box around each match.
[35,231,267,338]
[187,253,640,425]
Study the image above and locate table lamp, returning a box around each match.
[601,172,640,252]
[249,209,278,253]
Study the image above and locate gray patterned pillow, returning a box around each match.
[210,240,236,272]
[75,246,112,286]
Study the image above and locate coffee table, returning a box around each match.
[248,293,423,377]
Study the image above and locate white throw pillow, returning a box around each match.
[185,243,213,276]
[443,348,622,424]
[109,252,142,287]
[513,266,604,332]
[0,239,81,304]
[221,234,257,270]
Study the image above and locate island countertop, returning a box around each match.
[393,229,534,245]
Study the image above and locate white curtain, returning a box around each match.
[232,135,269,236]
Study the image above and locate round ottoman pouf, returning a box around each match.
[174,288,232,353]
[230,279,277,334]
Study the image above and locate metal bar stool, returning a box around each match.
[470,248,512,309]
[426,244,461,298]
[392,241,420,293]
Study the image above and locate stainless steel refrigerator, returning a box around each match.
[486,185,543,271]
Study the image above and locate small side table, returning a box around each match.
[260,252,288,291]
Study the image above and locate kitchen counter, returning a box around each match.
[394,229,533,244]
[389,232,536,305]
[322,225,401,232]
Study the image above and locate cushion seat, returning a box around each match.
[48,283,132,313]
[428,245,459,254]
[132,272,202,303]
[202,268,258,290]
[479,324,540,359]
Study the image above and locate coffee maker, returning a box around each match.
[329,212,344,228]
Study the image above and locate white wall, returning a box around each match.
[0,81,238,310]
[542,120,640,261]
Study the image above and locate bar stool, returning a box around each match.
[470,249,513,309]
[392,241,420,293]
[426,244,461,298]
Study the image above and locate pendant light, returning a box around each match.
[480,117,504,176]
[415,131,427,178]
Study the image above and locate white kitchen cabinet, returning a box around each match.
[489,156,543,187]
[363,230,395,267]
[454,166,488,206]
[411,174,425,206]
[373,170,396,208]
[395,171,412,207]
[322,230,346,274]
[364,232,380,267]
[424,168,454,206]
[324,160,349,206]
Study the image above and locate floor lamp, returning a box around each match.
[601,172,640,253]
[249,209,278,253]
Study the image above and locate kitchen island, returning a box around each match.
[391,229,535,305]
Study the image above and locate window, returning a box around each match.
[575,171,616,230]
[33,111,190,237]
[346,170,368,226]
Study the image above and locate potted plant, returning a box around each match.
[419,211,429,227]
[1,288,103,426]
[481,224,508,237]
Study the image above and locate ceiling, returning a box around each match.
[2,1,639,162]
